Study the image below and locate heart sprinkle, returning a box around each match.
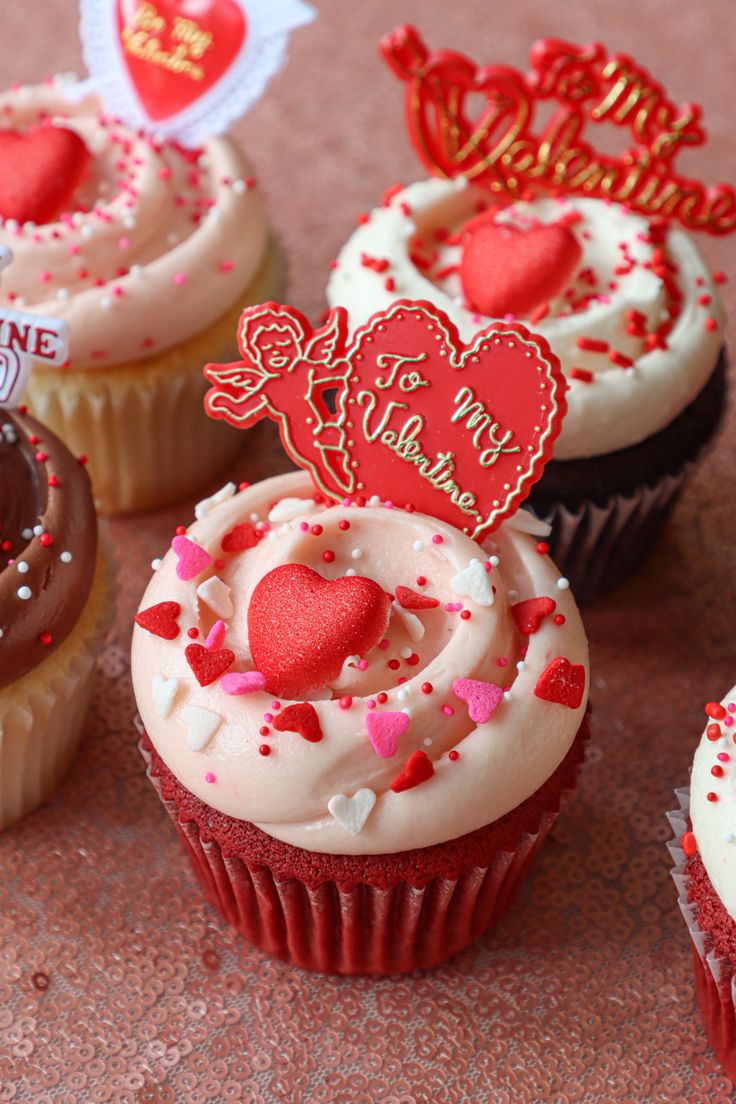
[204,620,227,651]
[395,585,440,610]
[0,125,91,224]
[511,596,557,636]
[365,711,410,758]
[197,576,233,619]
[135,601,180,640]
[221,522,259,553]
[194,482,236,520]
[172,535,212,581]
[151,674,178,719]
[534,657,586,709]
[273,702,323,743]
[220,671,267,695]
[450,560,495,607]
[185,643,235,687]
[452,679,504,723]
[390,750,435,793]
[180,705,221,751]
[328,789,377,836]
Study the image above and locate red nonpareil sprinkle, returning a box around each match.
[77,455,88,466]
[576,337,609,354]
[310,524,323,536]
[681,831,697,857]
[406,653,420,666]
[338,696,352,710]
[388,659,400,670]
[29,434,39,445]
[187,628,199,639]
[47,475,59,487]
[338,520,350,531]
[382,182,404,206]
[705,317,717,331]
[360,253,389,274]
[38,631,53,645]
[34,450,48,462]
[384,276,395,292]
[608,350,634,369]
[460,610,471,620]
[377,692,388,704]
[357,212,369,225]
[416,576,427,587]
[421,682,433,694]
[258,744,271,756]
[698,293,712,306]
[219,260,234,273]
[259,726,269,737]
[536,542,549,555]
[448,750,460,762]
[322,550,335,563]
[706,701,728,720]
[399,202,411,217]
[713,271,727,284]
[707,792,718,802]
[712,765,725,777]
[707,724,722,740]
[39,533,53,547]
[553,614,566,626]
[570,367,594,383]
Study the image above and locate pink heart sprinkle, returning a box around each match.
[205,620,226,650]
[452,679,504,723]
[221,671,267,695]
[172,535,212,581]
[365,711,409,758]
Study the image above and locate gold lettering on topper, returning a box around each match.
[120,3,209,82]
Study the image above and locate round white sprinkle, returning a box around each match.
[557,577,571,590]
[232,179,247,194]
[345,568,357,577]
[17,586,32,600]
[397,689,409,701]
[516,660,526,672]
[503,691,513,702]
[368,495,381,507]
[33,525,43,536]
[100,296,112,309]
[507,588,518,601]
[399,646,412,658]
[488,556,500,567]
[130,264,141,276]
[0,628,3,638]
[56,288,70,300]
[249,512,259,523]
[16,561,29,574]
[412,540,425,552]
[350,548,363,560]
[80,225,93,239]
[123,216,137,230]
[21,528,33,541]
[401,707,412,717]
[151,558,162,571]
[726,832,735,844]
[423,737,433,746]
[60,551,73,564]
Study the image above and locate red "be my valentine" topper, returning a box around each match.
[204,300,566,538]
[381,25,735,235]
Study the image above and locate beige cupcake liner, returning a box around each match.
[25,239,286,515]
[0,552,111,829]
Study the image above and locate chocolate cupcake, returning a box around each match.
[0,408,110,827]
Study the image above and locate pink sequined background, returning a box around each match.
[2,2,736,1101]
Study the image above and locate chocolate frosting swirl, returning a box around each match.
[0,410,97,687]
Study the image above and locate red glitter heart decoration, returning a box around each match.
[204,300,566,539]
[185,643,235,686]
[221,522,259,553]
[511,596,556,636]
[273,702,323,743]
[390,750,435,793]
[395,586,439,610]
[135,600,181,640]
[0,127,90,224]
[460,214,582,318]
[534,656,585,709]
[115,0,246,123]
[248,564,392,699]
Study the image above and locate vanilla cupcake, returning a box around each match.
[327,182,726,602]
[0,78,284,514]
[133,470,589,974]
[0,408,110,827]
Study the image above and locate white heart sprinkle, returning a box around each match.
[194,482,236,520]
[180,705,221,751]
[391,602,425,642]
[328,789,377,836]
[268,497,313,523]
[152,674,179,719]
[450,561,494,607]
[504,508,552,537]
[197,576,233,619]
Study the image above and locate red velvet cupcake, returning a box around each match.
[133,470,590,973]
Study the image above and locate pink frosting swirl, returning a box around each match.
[132,472,589,855]
[0,78,268,370]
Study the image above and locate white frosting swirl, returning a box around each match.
[690,685,736,919]
[0,78,268,370]
[327,179,724,461]
[132,472,589,855]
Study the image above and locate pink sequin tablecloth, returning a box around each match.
[2,2,736,1101]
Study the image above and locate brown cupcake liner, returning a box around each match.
[541,466,690,604]
[141,722,588,975]
[24,239,286,515]
[668,787,736,1080]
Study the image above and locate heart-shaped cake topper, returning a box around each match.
[380,25,736,235]
[204,299,566,538]
[0,248,70,409]
[79,0,315,146]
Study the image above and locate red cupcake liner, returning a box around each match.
[543,466,689,605]
[668,787,736,1080]
[141,717,589,975]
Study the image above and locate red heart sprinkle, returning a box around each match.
[534,657,586,709]
[460,213,582,318]
[185,643,235,687]
[390,749,435,793]
[248,564,392,699]
[273,702,323,743]
[221,522,259,553]
[511,596,557,636]
[0,126,90,225]
[135,601,180,640]
[395,585,440,610]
